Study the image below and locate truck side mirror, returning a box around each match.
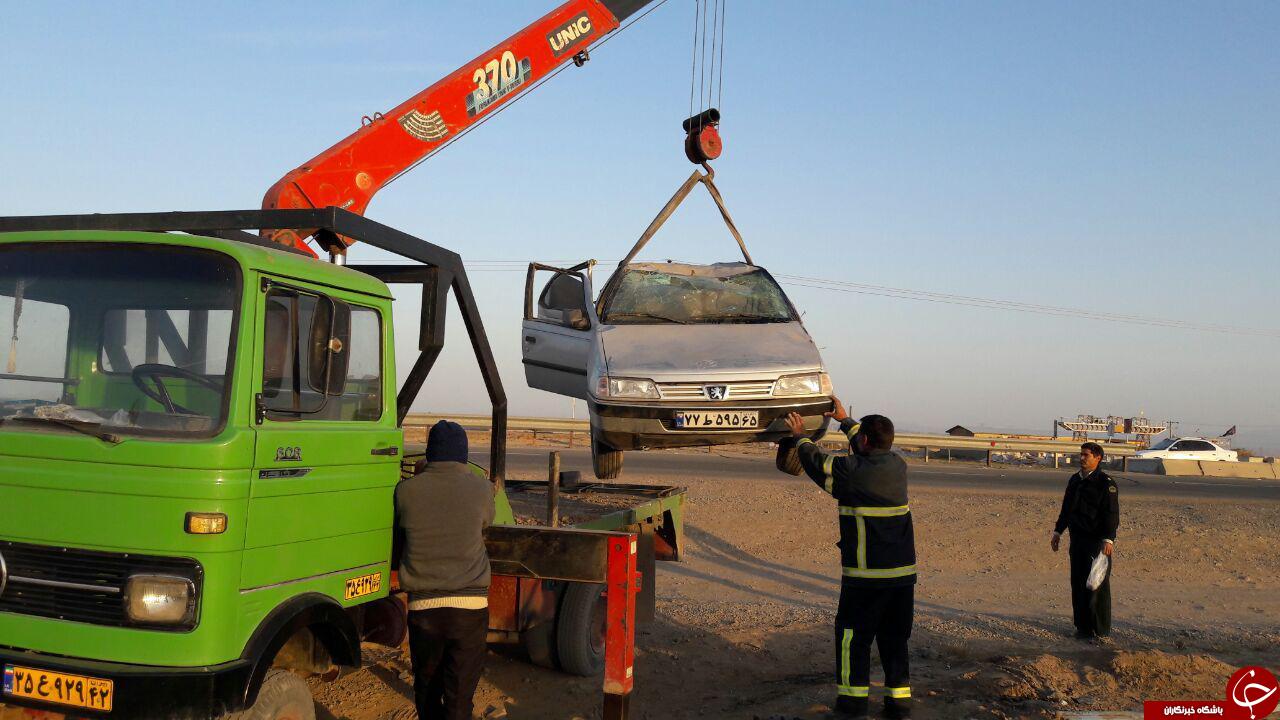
[309,297,352,396]
[566,308,590,331]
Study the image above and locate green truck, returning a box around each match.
[0,210,684,719]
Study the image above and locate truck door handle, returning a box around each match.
[371,446,399,456]
[524,336,536,344]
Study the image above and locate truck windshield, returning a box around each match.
[0,242,240,439]
[601,267,796,325]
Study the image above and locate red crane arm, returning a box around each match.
[262,0,654,255]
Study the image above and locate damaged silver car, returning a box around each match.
[522,260,832,478]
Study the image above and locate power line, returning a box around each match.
[453,260,1280,338]
[773,273,1280,338]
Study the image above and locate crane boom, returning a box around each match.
[262,0,655,255]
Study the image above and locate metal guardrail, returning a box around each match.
[892,433,1137,457]
[402,413,1138,457]
[406,413,584,433]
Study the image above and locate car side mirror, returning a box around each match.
[566,308,590,331]
[308,297,352,396]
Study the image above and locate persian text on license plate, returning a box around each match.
[3,665,113,711]
[674,411,759,429]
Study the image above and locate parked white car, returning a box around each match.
[1135,437,1238,462]
[521,260,832,478]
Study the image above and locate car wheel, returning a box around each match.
[592,437,623,479]
[220,669,314,720]
[775,439,804,476]
[556,582,607,676]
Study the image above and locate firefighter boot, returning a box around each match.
[882,696,912,719]
[835,695,868,718]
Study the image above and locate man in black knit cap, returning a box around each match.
[393,420,494,720]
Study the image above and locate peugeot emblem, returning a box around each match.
[705,385,728,401]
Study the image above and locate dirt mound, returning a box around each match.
[990,654,1086,702]
[1108,650,1235,702]
[981,650,1235,716]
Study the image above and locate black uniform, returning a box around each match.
[797,419,916,716]
[1053,467,1119,638]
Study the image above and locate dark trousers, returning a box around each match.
[835,584,914,704]
[1069,539,1112,637]
[407,606,489,720]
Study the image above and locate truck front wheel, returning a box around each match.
[222,669,315,720]
[591,437,624,480]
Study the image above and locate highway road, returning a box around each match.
[485,447,1280,503]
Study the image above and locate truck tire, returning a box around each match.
[775,440,804,476]
[521,619,559,669]
[555,582,606,676]
[222,669,314,720]
[591,438,623,480]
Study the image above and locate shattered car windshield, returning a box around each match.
[601,267,795,325]
[0,242,239,439]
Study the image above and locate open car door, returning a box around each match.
[522,262,596,400]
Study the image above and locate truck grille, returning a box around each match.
[656,381,776,401]
[0,540,201,627]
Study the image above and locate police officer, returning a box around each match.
[1051,441,1119,641]
[785,398,915,720]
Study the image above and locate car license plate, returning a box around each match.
[674,411,759,429]
[3,665,113,712]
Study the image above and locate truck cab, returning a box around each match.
[0,229,405,717]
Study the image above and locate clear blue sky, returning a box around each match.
[4,1,1278,451]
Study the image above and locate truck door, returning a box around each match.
[244,276,401,604]
[521,263,596,400]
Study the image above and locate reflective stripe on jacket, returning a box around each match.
[797,419,917,587]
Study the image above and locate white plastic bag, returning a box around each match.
[1086,551,1110,591]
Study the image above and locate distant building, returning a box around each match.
[947,425,975,437]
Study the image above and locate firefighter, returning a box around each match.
[785,399,916,720]
[1050,441,1119,641]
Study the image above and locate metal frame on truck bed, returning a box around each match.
[0,209,681,720]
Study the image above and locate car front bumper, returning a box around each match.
[0,645,250,719]
[589,397,834,450]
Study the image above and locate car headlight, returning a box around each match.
[596,376,659,400]
[774,372,832,397]
[125,574,196,626]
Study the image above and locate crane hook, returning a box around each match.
[682,108,722,164]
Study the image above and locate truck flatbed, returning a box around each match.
[402,449,685,557]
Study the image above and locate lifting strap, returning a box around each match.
[619,163,752,267]
[6,278,23,374]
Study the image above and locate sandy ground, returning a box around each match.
[308,443,1280,720]
[2,440,1275,720]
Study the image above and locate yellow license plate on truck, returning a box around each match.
[3,665,113,711]
[344,572,382,600]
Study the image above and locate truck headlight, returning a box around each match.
[125,575,196,626]
[597,376,659,399]
[774,372,832,397]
